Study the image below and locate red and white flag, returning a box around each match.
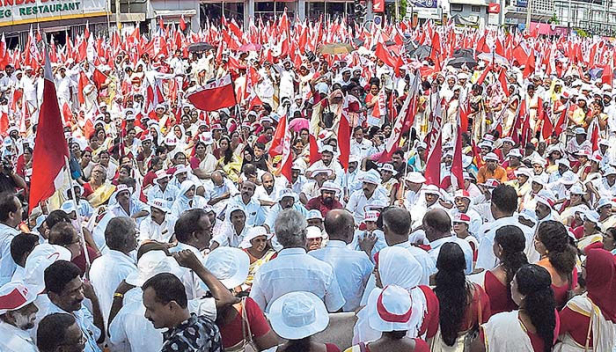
[29,45,70,212]
[424,92,443,186]
[275,116,293,183]
[187,75,237,111]
[269,114,288,158]
[179,15,187,31]
[338,95,360,171]
[378,75,419,163]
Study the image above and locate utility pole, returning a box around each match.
[115,0,121,32]
[394,0,399,20]
[525,0,533,30]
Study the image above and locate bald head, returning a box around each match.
[423,208,452,241]
[382,207,412,246]
[211,171,224,186]
[324,209,355,243]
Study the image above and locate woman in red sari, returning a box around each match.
[534,220,578,309]
[432,242,491,350]
[478,264,560,352]
[482,225,528,315]
[556,249,616,351]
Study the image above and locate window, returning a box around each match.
[451,4,463,11]
[471,5,481,12]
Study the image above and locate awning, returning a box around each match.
[154,9,197,17]
[449,0,488,5]
[110,13,146,22]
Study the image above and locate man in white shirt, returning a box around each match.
[346,172,389,224]
[382,207,436,285]
[476,184,537,270]
[205,170,239,214]
[350,126,375,160]
[0,282,39,352]
[250,209,346,313]
[55,66,74,107]
[265,189,308,233]
[139,199,175,244]
[168,208,212,263]
[231,181,267,227]
[423,208,474,275]
[0,192,22,286]
[254,172,285,205]
[89,217,138,328]
[211,204,250,249]
[35,260,104,352]
[146,170,180,208]
[310,209,373,312]
[345,156,365,196]
[108,248,234,352]
[300,169,331,204]
[451,190,483,236]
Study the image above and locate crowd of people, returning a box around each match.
[0,13,616,352]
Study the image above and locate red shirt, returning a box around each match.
[218,297,272,349]
[73,245,100,276]
[305,196,344,218]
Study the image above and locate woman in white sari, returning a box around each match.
[352,246,439,345]
[476,264,559,352]
[554,249,616,351]
[170,180,209,219]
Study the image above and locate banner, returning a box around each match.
[0,0,109,27]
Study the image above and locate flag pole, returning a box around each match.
[64,156,92,276]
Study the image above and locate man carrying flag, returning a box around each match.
[29,45,69,213]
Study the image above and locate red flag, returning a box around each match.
[309,134,321,165]
[460,98,470,133]
[523,50,535,78]
[498,68,510,97]
[0,105,8,136]
[540,102,553,140]
[603,63,613,85]
[84,21,90,40]
[92,68,107,90]
[374,42,397,68]
[476,64,492,86]
[179,15,187,31]
[276,123,294,183]
[61,102,73,125]
[77,70,89,104]
[402,76,420,134]
[338,96,355,171]
[269,114,288,158]
[425,93,443,185]
[29,46,70,212]
[187,75,237,111]
[590,120,600,152]
[554,102,569,136]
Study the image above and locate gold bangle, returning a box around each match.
[113,293,124,299]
